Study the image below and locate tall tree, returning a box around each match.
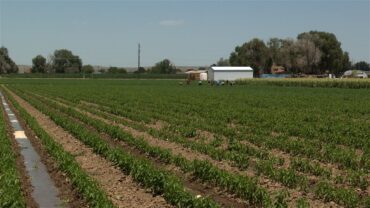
[216,57,230,66]
[296,33,322,74]
[353,61,370,71]
[276,39,298,73]
[341,52,352,72]
[298,31,348,75]
[267,38,284,66]
[134,67,146,74]
[0,47,18,74]
[82,65,94,74]
[229,38,270,76]
[51,49,82,73]
[31,55,47,73]
[150,59,177,74]
[107,66,127,74]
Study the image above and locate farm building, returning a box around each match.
[208,66,253,81]
[185,70,207,81]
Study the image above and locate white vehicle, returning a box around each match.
[342,70,368,78]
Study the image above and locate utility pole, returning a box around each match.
[138,43,141,71]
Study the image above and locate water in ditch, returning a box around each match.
[1,92,63,207]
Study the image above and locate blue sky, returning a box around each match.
[0,0,369,67]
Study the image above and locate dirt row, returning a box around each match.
[5,88,172,208]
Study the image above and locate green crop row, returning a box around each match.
[314,181,363,208]
[8,88,220,208]
[18,86,369,208]
[255,160,308,189]
[23,88,369,208]
[0,94,25,207]
[49,93,365,190]
[2,88,115,208]
[4,79,369,208]
[15,88,273,207]
[53,83,367,172]
[235,78,370,89]
[291,158,331,178]
[65,94,369,194]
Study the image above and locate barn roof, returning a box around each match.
[210,66,253,71]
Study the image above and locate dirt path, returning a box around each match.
[6,88,172,208]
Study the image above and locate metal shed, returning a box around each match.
[208,66,253,81]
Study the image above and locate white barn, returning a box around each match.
[208,66,253,81]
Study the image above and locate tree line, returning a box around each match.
[0,47,18,73]
[30,49,128,74]
[219,31,355,76]
[30,51,178,74]
[1,30,369,75]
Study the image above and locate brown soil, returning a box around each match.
[187,129,229,150]
[1,103,38,208]
[147,120,167,130]
[6,88,172,208]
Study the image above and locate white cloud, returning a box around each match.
[159,20,184,27]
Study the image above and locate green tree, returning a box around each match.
[267,38,300,73]
[51,49,82,73]
[0,47,18,74]
[31,55,46,73]
[150,59,176,74]
[229,38,270,76]
[341,52,351,72]
[297,31,349,75]
[134,67,146,74]
[296,33,322,74]
[267,38,284,66]
[82,65,94,74]
[353,61,370,71]
[277,38,301,73]
[216,57,230,66]
[107,66,127,73]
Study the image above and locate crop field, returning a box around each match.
[0,79,369,208]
